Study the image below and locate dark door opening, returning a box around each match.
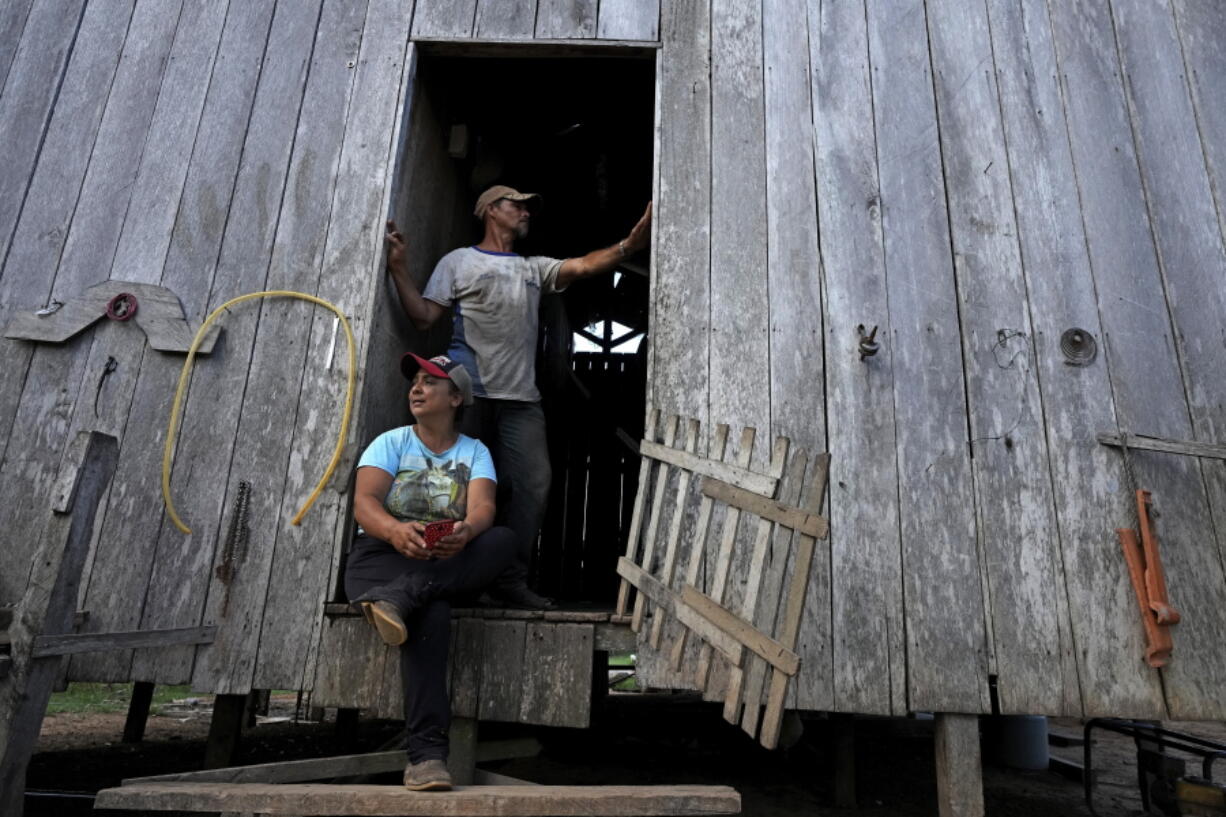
[396,51,655,606]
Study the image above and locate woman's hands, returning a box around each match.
[386,520,473,560]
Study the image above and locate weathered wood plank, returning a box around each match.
[1109,0,1226,718]
[649,418,700,647]
[615,409,658,614]
[681,587,798,676]
[96,783,743,816]
[0,0,35,92]
[535,0,596,39]
[1,0,183,630]
[926,0,1069,716]
[0,0,133,607]
[1171,0,1226,243]
[310,616,386,710]
[650,0,709,428]
[125,750,406,785]
[451,617,484,718]
[196,0,367,695]
[127,0,317,689]
[631,416,679,631]
[809,0,905,718]
[33,626,215,658]
[68,0,230,683]
[1097,433,1226,461]
[124,0,279,685]
[866,0,988,713]
[1048,0,1223,719]
[478,620,527,722]
[596,0,659,41]
[700,477,826,539]
[739,449,808,736]
[760,454,828,748]
[761,0,831,715]
[473,0,536,39]
[252,0,411,694]
[638,440,779,496]
[0,432,118,817]
[519,623,593,727]
[412,0,476,38]
[985,0,1161,717]
[0,0,86,274]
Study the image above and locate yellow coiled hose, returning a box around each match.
[162,290,356,534]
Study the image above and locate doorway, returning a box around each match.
[394,49,656,605]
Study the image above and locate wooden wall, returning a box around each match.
[647,0,1226,720]
[2,0,1223,723]
[0,0,659,705]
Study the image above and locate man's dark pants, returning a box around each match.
[344,528,516,762]
[460,398,550,591]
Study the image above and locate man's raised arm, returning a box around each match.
[385,220,446,331]
[555,202,652,288]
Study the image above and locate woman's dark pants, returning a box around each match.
[343,526,516,763]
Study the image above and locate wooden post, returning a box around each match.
[204,694,250,769]
[448,716,478,785]
[0,432,119,817]
[123,681,156,743]
[832,713,857,809]
[335,707,360,750]
[934,713,984,817]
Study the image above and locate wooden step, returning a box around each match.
[96,782,742,816]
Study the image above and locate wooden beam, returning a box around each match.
[1097,432,1226,460]
[680,586,800,675]
[639,439,779,496]
[700,477,828,538]
[204,694,249,770]
[31,625,215,657]
[96,783,743,815]
[672,599,744,669]
[615,558,674,618]
[412,37,660,59]
[934,713,984,817]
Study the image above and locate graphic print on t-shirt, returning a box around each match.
[384,457,471,523]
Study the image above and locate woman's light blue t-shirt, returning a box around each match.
[357,426,496,523]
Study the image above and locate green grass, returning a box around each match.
[608,652,639,691]
[45,683,198,715]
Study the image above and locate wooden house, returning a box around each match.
[2,0,1225,796]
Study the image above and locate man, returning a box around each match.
[385,185,652,608]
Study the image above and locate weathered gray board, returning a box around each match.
[312,615,595,729]
[636,0,1226,720]
[3,0,1226,722]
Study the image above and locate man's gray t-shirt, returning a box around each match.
[422,246,564,402]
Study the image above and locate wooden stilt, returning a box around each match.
[934,713,984,817]
[448,716,478,785]
[334,707,360,750]
[0,432,119,817]
[832,713,857,809]
[123,681,156,744]
[204,694,249,770]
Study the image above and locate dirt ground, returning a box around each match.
[25,692,1226,816]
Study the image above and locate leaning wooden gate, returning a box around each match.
[615,408,830,749]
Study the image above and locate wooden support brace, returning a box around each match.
[1097,431,1226,461]
[638,439,780,496]
[448,716,478,786]
[700,478,827,538]
[31,625,216,657]
[681,586,799,675]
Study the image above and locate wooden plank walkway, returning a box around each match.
[96,783,741,816]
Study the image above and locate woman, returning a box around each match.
[346,352,516,791]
